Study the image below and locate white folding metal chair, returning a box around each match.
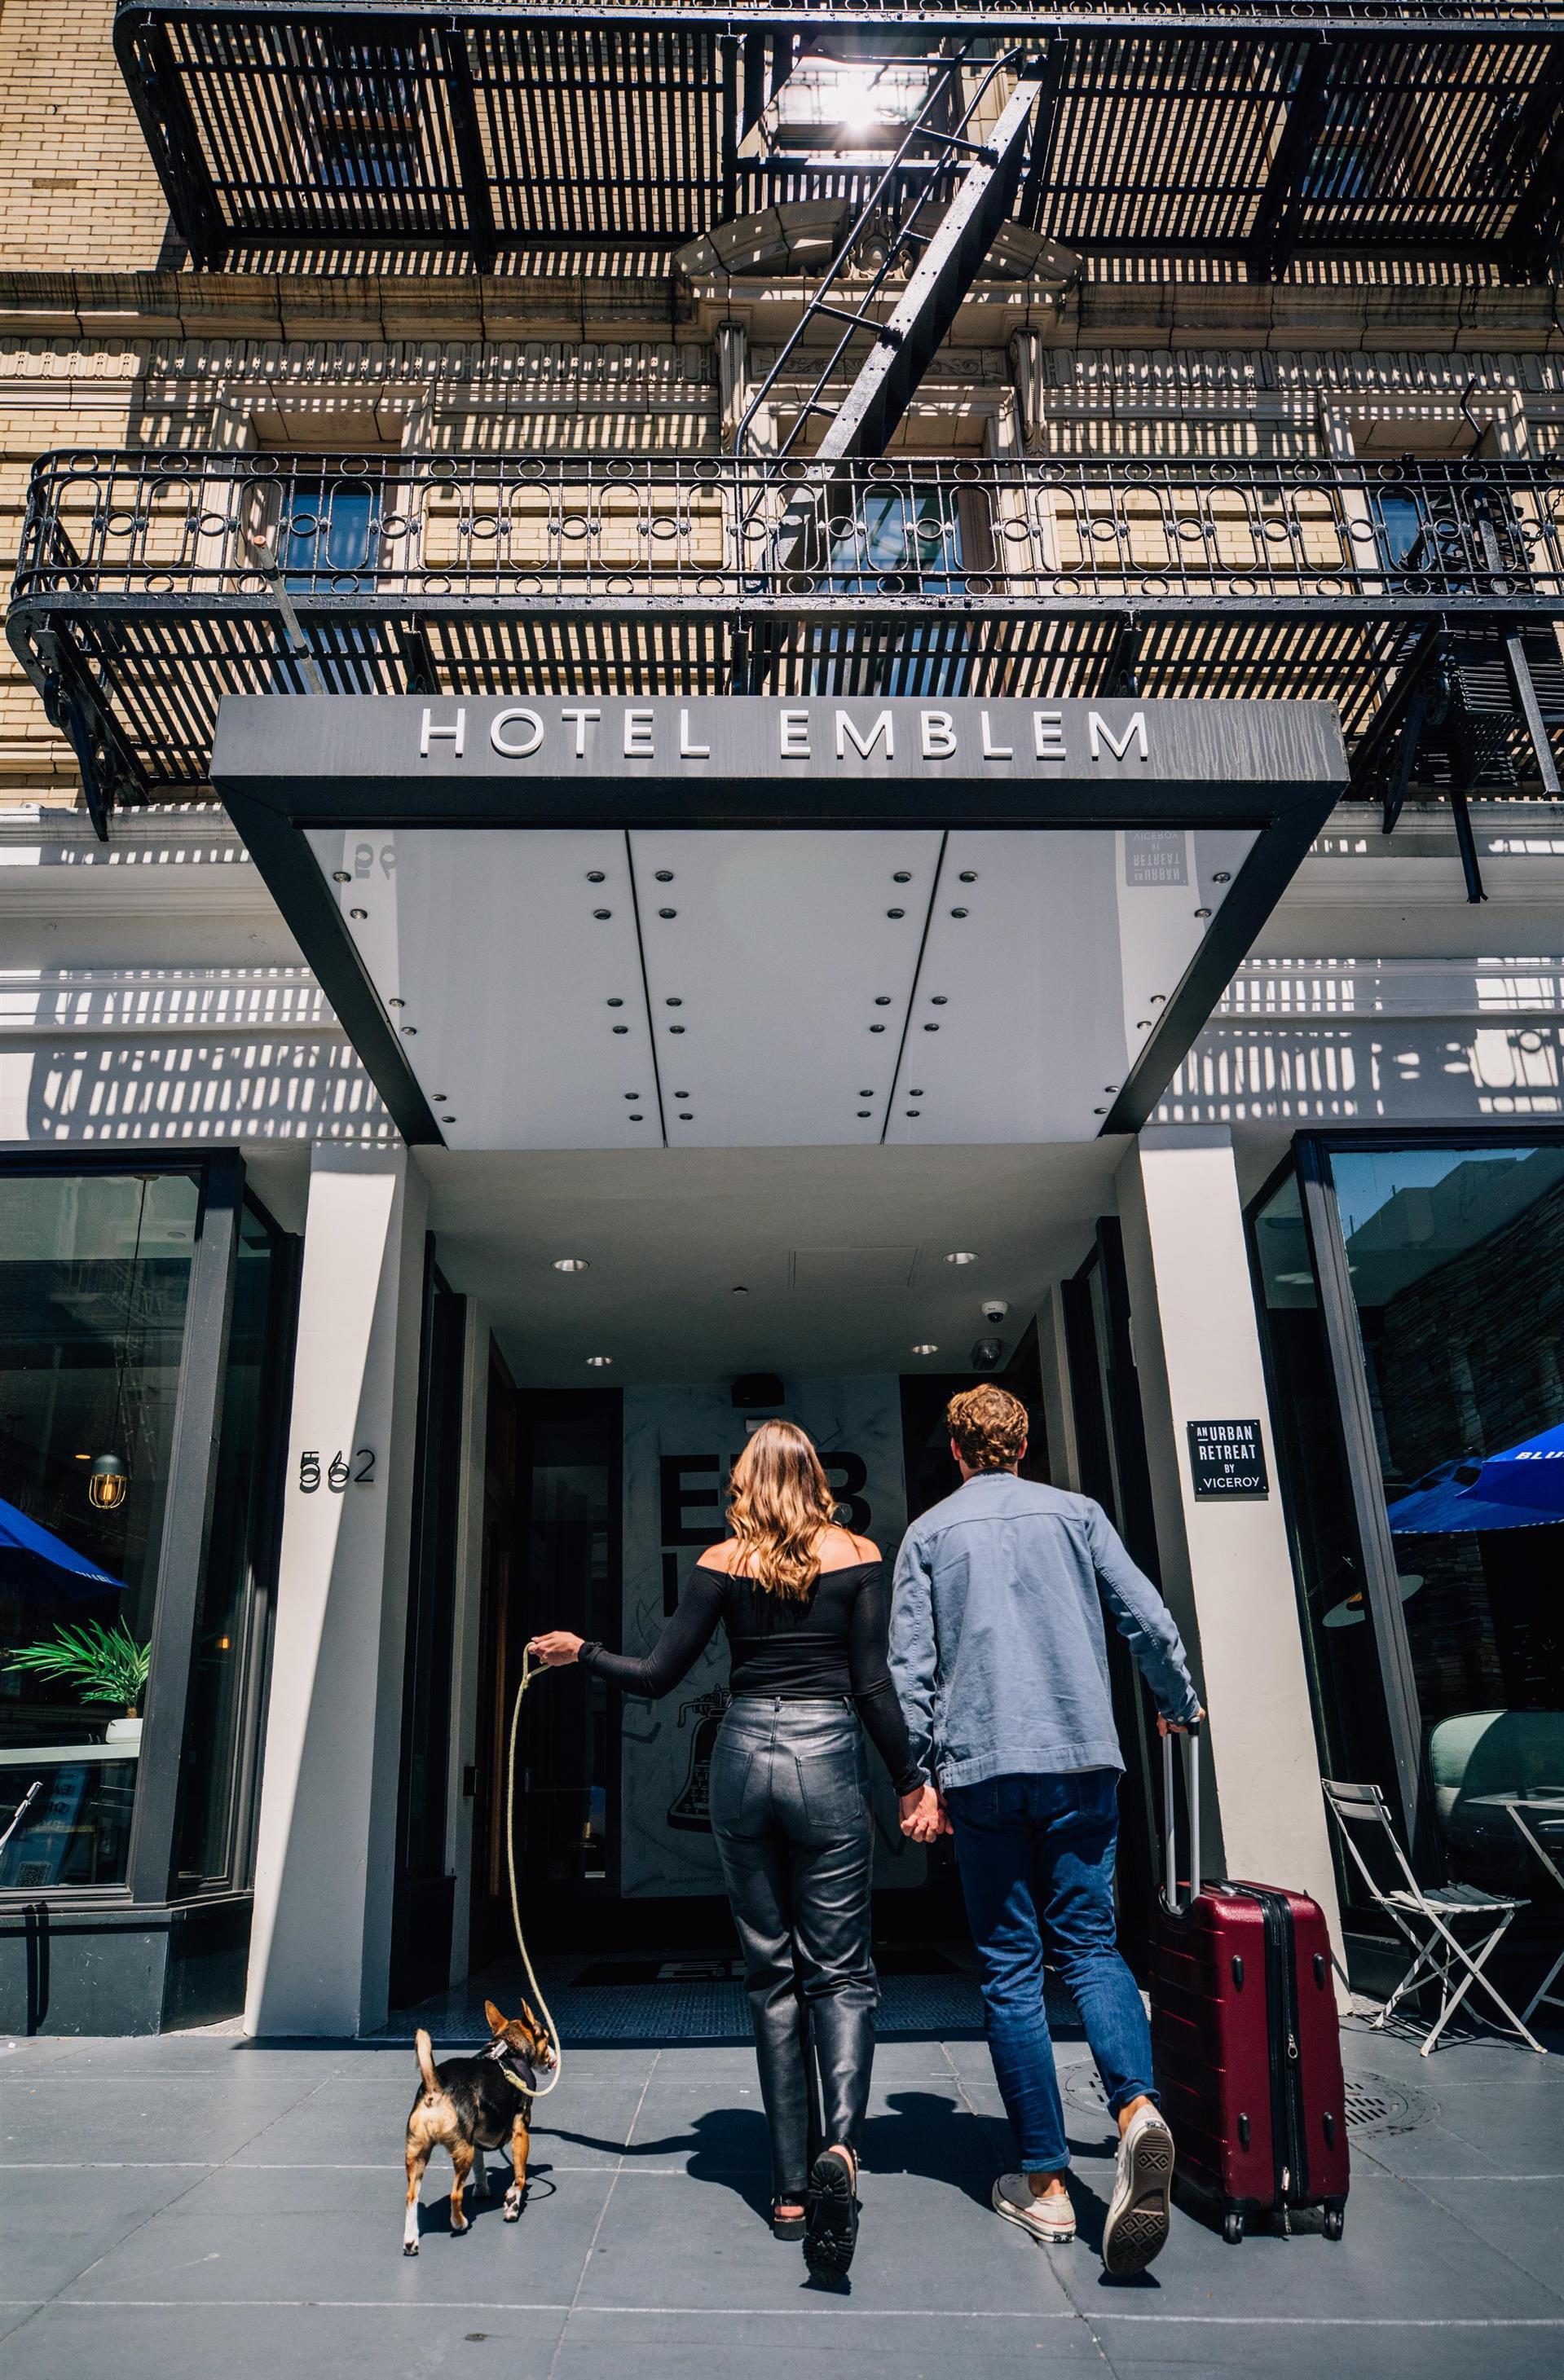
[1322,1778,1546,2057]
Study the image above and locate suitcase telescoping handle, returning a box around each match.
[1161,1722,1201,1916]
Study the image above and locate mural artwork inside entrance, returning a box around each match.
[619,1379,922,1898]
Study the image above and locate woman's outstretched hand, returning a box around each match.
[897,1783,951,1843]
[528,1631,585,1667]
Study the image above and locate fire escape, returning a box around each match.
[6,4,1564,874]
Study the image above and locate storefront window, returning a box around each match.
[1331,1142,1564,1892]
[0,1170,200,1889]
[1252,1170,1403,1916]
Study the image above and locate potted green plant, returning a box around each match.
[5,1619,152,1747]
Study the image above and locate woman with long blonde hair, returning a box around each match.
[530,1417,920,2276]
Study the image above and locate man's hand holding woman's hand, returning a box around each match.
[528,1631,584,1666]
[897,1783,951,1843]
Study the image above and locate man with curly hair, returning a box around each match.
[888,1382,1202,2277]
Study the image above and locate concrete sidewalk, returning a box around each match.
[2,2010,1562,2380]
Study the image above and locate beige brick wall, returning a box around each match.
[0,0,169,273]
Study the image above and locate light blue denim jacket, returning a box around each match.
[888,1471,1201,1788]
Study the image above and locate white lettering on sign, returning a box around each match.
[559,706,601,758]
[835,710,893,760]
[1089,710,1150,763]
[489,706,543,759]
[1034,709,1067,760]
[420,705,465,759]
[413,702,1165,770]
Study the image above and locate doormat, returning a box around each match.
[571,1943,964,1991]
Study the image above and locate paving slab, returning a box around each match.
[0,2065,325,2163]
[1,2299,572,2380]
[554,2302,1100,2375]
[1089,2315,1564,2380]
[60,2159,613,2307]
[581,2164,1077,2317]
[0,2162,212,2299]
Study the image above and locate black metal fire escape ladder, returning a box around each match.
[728,42,1045,625]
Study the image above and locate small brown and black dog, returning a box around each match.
[403,1998,557,2255]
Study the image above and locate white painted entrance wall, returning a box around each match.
[1116,1127,1343,1954]
[245,1144,429,2037]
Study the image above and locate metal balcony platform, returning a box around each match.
[115,4,1564,277]
[9,448,1563,833]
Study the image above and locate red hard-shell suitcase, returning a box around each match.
[1149,1733,1350,2243]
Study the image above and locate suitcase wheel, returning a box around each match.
[1324,2206,1346,2243]
[1222,2210,1245,2246]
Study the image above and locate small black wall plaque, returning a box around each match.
[1187,1419,1270,1499]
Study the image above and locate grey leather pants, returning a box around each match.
[709,1696,879,2197]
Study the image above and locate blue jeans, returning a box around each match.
[945,1768,1157,2175]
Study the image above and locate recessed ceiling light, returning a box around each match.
[731,1285,749,1296]
[945,1252,978,1266]
[892,871,911,883]
[958,870,978,883]
[553,1258,589,1273]
[931,996,948,1005]
[887,907,905,919]
[332,869,350,883]
[606,998,623,1008]
[441,1115,457,1124]
[857,1110,870,1117]
[587,869,606,883]
[593,908,612,920]
[950,907,968,918]
[585,1354,614,1367]
[912,1343,939,1356]
[349,907,368,920]
[389,997,405,1009]
[655,869,674,882]
[1194,906,1212,920]
[401,1025,416,1036]
[666,997,682,1007]
[875,996,892,1006]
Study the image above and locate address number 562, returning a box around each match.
[299,1448,377,1492]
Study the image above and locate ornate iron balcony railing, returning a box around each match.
[10,446,1564,829]
[116,4,1564,277]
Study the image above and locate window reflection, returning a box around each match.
[0,1172,198,1888]
[1333,1144,1564,1895]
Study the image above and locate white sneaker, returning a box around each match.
[992,2172,1075,2244]
[1102,2106,1174,2276]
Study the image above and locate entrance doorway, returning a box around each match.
[414,1142,1166,2004]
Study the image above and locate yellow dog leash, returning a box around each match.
[503,1647,563,2099]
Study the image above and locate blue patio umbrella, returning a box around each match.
[0,1497,122,1597]
[1386,1419,1564,1534]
